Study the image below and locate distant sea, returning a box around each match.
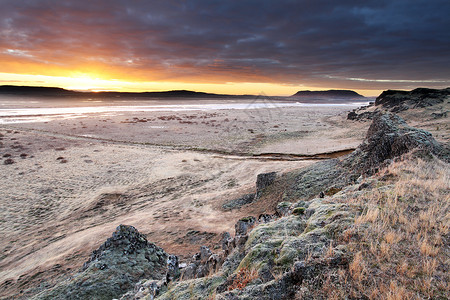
[0,98,370,124]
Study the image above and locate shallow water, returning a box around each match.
[0,100,368,124]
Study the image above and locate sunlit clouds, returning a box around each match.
[0,0,449,96]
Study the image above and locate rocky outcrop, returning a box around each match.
[150,116,446,298]
[375,87,449,112]
[32,225,168,300]
[273,112,446,201]
[178,216,258,282]
[347,112,447,174]
[256,172,276,197]
[347,110,377,121]
[153,194,355,300]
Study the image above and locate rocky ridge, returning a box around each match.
[347,87,449,120]
[375,87,450,112]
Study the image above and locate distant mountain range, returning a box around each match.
[0,85,366,100]
[0,85,254,99]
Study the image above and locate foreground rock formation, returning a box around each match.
[29,109,449,299]
[32,225,168,300]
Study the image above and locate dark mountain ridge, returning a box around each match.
[0,85,368,101]
[292,89,364,98]
[0,85,254,99]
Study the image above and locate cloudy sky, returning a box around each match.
[1,0,449,96]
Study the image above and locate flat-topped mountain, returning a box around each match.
[292,89,364,98]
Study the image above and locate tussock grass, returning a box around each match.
[342,153,449,299]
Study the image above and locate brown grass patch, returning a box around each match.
[320,153,450,299]
[346,154,450,299]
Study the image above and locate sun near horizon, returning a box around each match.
[0,72,384,97]
[1,2,448,98]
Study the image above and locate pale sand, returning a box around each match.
[0,99,370,297]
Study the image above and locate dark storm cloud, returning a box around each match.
[1,0,449,89]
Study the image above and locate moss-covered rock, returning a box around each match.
[292,207,305,215]
[32,225,168,300]
[154,275,225,300]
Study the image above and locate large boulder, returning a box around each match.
[256,172,277,196]
[32,225,167,300]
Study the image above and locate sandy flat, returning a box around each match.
[0,98,370,298]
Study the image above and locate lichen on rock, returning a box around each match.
[32,225,168,300]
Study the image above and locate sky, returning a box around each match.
[0,0,449,96]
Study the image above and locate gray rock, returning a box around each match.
[256,172,277,196]
[32,225,167,300]
[200,246,212,263]
[182,263,198,280]
[3,158,14,165]
[348,112,447,174]
[221,232,234,254]
[235,216,256,236]
[258,213,276,223]
[166,255,180,282]
[375,87,449,111]
[276,202,292,216]
[222,193,255,210]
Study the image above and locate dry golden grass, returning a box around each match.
[344,153,450,299]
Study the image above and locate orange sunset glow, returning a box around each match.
[1,2,449,96]
[1,2,449,300]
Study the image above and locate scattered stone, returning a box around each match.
[235,216,256,236]
[4,158,14,165]
[222,193,255,210]
[431,111,448,118]
[276,201,292,216]
[20,153,28,159]
[2,153,11,158]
